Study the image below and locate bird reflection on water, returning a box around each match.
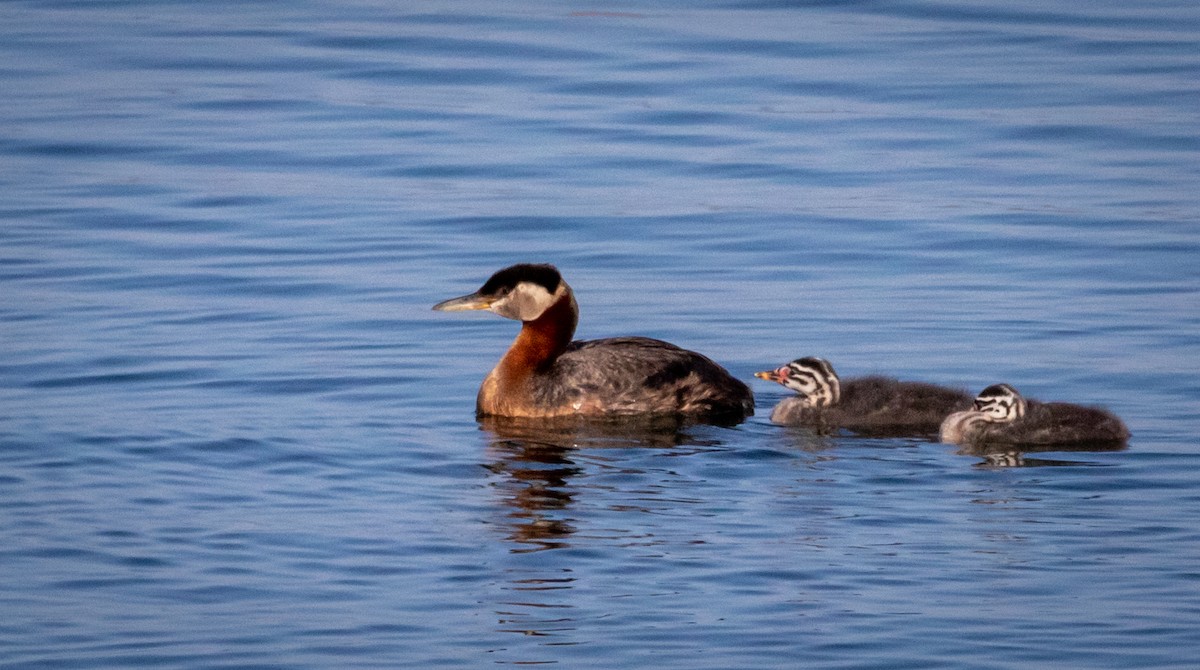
[477,415,729,647]
[479,414,716,553]
[483,437,580,552]
[957,440,1128,468]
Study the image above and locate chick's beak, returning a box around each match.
[754,368,784,383]
[432,291,492,312]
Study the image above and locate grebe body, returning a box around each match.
[940,383,1129,447]
[755,357,972,435]
[433,263,754,422]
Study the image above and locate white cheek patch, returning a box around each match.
[493,282,557,321]
[783,362,838,407]
[976,395,1024,422]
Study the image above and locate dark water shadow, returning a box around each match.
[765,422,1130,469]
[957,439,1129,468]
[480,413,719,449]
[766,424,842,453]
[478,415,723,553]
[764,418,948,454]
[475,415,735,647]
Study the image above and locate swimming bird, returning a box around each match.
[939,383,1129,447]
[432,263,754,422]
[754,357,972,435]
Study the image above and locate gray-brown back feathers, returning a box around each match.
[539,337,754,423]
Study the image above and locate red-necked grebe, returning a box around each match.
[754,356,972,435]
[433,263,753,423]
[940,383,1129,446]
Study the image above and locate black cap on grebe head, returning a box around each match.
[479,263,562,296]
[432,263,571,322]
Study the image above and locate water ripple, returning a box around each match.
[2,0,1198,668]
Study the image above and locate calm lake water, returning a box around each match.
[2,0,1199,667]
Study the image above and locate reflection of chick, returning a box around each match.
[940,383,1129,447]
[433,263,753,422]
[754,357,972,435]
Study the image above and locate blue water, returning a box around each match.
[2,0,1199,667]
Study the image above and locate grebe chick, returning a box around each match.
[940,383,1129,447]
[432,263,754,422]
[754,357,972,436]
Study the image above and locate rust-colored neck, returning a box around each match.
[500,291,577,376]
[478,291,578,416]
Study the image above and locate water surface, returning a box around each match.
[2,1,1199,667]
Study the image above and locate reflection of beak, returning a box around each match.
[432,291,492,312]
[754,369,783,383]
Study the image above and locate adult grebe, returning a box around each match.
[754,357,972,435]
[432,263,754,422]
[940,383,1129,447]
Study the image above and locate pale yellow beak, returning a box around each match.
[754,368,786,383]
[432,292,492,312]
